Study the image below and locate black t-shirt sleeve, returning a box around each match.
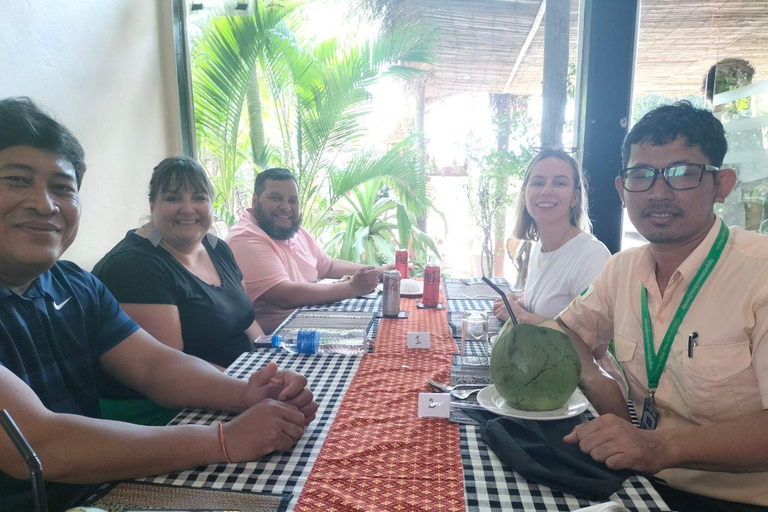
[95,247,178,305]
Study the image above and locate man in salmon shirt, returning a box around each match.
[227,168,392,334]
[556,101,768,511]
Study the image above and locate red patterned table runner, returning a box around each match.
[294,292,465,512]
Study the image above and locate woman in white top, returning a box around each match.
[494,148,611,324]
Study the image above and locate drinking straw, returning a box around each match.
[481,277,518,326]
[0,409,48,512]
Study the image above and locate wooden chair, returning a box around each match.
[506,237,532,290]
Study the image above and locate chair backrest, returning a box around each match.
[506,237,532,290]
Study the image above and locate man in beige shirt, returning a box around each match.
[557,101,768,510]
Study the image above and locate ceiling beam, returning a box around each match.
[502,0,546,93]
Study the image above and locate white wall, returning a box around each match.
[0,1,183,269]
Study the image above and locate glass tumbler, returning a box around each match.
[460,310,490,365]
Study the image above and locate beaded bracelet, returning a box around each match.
[218,421,233,464]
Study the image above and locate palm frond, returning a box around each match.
[191,2,298,223]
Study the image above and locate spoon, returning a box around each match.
[451,388,482,400]
[425,378,484,392]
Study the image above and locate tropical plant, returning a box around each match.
[259,22,438,232]
[466,105,537,277]
[324,180,441,267]
[190,3,440,243]
[191,2,298,224]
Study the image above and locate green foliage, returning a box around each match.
[190,2,441,260]
[323,180,441,268]
[466,106,538,276]
[192,2,298,225]
[258,21,438,232]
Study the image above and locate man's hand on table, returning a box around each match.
[243,362,318,425]
[223,399,308,461]
[349,266,379,295]
[563,414,670,474]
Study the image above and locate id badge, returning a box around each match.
[640,392,659,430]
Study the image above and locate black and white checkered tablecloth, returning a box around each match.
[461,421,669,512]
[140,350,362,507]
[141,293,668,512]
[301,296,381,312]
[447,298,496,313]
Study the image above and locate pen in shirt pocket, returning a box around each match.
[687,332,698,358]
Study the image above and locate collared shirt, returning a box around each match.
[226,208,332,333]
[559,218,768,505]
[0,261,139,512]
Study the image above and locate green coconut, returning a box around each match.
[490,322,581,411]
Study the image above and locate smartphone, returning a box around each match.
[253,335,274,348]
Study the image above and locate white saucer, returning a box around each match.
[477,384,588,421]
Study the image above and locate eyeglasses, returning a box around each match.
[619,163,720,192]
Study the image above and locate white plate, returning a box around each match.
[399,279,423,297]
[477,384,588,421]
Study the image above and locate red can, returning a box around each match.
[395,249,409,279]
[422,264,441,307]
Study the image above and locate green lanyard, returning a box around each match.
[641,221,729,391]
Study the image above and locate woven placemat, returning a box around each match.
[280,311,375,331]
[444,280,513,300]
[89,482,290,512]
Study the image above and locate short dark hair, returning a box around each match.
[622,101,728,168]
[0,97,86,187]
[148,156,214,204]
[254,167,298,196]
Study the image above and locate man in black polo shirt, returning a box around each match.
[0,97,318,512]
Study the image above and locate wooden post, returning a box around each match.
[541,0,570,147]
[491,93,512,277]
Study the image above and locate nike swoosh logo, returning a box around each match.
[53,297,72,310]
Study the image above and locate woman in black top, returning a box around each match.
[93,157,264,425]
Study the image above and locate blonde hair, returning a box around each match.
[512,149,591,241]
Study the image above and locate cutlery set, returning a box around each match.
[425,378,485,399]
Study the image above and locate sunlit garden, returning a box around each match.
[187,1,547,279]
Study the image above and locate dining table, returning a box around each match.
[127,277,671,512]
